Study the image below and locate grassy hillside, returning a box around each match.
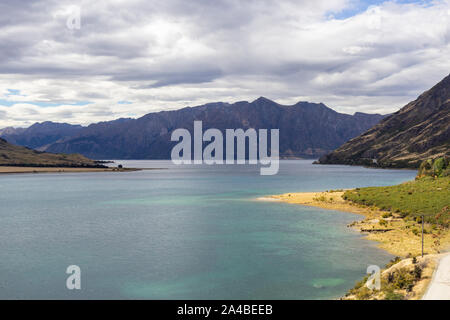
[343,177,449,227]
[343,157,449,226]
[343,158,448,228]
[0,138,104,167]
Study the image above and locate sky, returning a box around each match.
[0,0,449,127]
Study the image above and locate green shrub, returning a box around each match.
[418,157,449,178]
[433,157,448,177]
[413,265,422,280]
[392,268,415,290]
[418,159,433,176]
[386,257,401,268]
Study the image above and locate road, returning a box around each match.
[423,253,450,300]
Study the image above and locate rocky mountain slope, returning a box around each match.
[318,74,450,168]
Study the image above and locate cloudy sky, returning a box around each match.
[0,0,449,127]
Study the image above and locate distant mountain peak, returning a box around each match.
[0,122,83,150]
[29,121,82,127]
[36,121,56,125]
[0,126,26,136]
[252,96,276,104]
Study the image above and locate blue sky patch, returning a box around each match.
[330,0,428,19]
[6,89,23,96]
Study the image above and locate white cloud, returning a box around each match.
[0,0,449,127]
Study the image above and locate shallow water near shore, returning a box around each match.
[0,160,416,299]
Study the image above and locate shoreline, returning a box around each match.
[0,167,145,174]
[262,189,450,299]
[264,190,450,257]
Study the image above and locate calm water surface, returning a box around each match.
[0,160,416,299]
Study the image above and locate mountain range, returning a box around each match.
[0,121,83,151]
[318,74,450,168]
[0,98,385,160]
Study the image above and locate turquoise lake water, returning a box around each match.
[0,160,416,299]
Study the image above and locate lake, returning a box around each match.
[0,160,416,299]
